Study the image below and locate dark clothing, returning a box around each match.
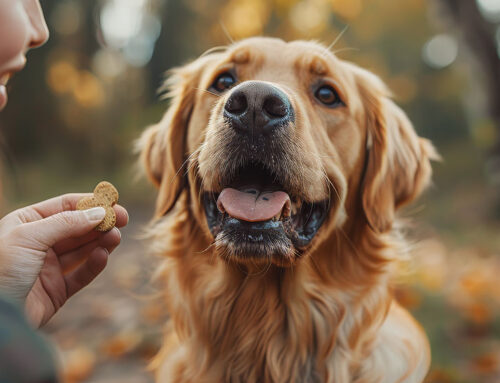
[0,295,58,383]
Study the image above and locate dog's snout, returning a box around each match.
[224,82,293,135]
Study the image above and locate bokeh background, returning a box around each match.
[1,0,500,382]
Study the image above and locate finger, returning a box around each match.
[52,204,126,254]
[104,227,122,255]
[53,204,126,254]
[53,230,101,254]
[114,205,129,228]
[28,193,93,219]
[25,194,128,222]
[59,228,121,272]
[64,247,108,298]
[0,193,91,226]
[20,208,107,250]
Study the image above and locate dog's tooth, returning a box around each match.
[282,200,291,219]
[292,198,302,216]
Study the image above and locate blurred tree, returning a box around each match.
[434,0,500,184]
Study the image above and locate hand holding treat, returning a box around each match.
[0,190,128,327]
[77,181,119,231]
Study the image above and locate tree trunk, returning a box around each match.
[434,0,500,180]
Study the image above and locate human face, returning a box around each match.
[0,0,49,111]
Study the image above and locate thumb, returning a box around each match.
[22,207,106,249]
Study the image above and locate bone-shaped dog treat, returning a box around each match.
[76,181,119,231]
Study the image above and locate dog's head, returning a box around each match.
[140,37,436,267]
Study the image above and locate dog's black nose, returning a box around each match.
[224,82,293,135]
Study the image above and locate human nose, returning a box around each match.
[28,0,49,49]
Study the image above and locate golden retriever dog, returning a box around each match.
[138,37,437,383]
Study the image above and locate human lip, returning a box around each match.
[0,73,11,86]
[0,62,25,86]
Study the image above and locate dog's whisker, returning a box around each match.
[180,145,206,180]
[193,87,222,98]
[321,25,350,59]
[246,256,273,277]
[329,25,349,50]
[200,45,229,57]
[171,147,199,183]
[196,241,217,254]
[320,167,338,209]
[331,47,360,56]
[219,20,235,44]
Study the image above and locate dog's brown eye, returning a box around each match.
[315,85,342,107]
[211,72,236,92]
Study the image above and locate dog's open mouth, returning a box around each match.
[202,162,329,261]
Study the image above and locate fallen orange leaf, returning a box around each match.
[462,302,492,325]
[61,346,96,383]
[100,330,142,358]
[471,351,500,375]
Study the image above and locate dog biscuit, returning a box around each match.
[77,181,119,231]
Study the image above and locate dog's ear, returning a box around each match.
[357,70,439,233]
[138,61,203,218]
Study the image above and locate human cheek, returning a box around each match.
[0,0,30,66]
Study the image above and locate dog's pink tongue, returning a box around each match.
[217,188,290,222]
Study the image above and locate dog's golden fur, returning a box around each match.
[138,38,437,382]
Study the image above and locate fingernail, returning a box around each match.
[112,227,121,239]
[85,207,106,221]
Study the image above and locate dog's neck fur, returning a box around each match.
[150,200,400,383]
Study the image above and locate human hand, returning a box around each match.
[0,193,128,327]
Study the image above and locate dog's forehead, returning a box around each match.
[226,38,338,75]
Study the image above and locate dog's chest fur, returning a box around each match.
[153,215,393,383]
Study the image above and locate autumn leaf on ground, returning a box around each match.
[100,330,143,358]
[60,346,96,383]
